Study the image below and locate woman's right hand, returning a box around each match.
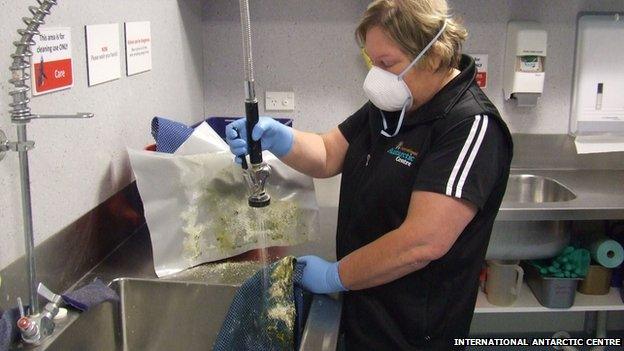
[225,117,294,162]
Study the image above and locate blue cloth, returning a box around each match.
[151,117,194,153]
[214,257,308,351]
[0,308,19,351]
[62,278,119,312]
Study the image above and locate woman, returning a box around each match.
[226,0,512,349]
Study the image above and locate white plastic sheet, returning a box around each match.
[128,123,319,276]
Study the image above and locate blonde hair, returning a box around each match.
[356,0,468,71]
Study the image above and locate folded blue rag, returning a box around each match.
[151,117,194,153]
[0,308,19,351]
[62,278,119,312]
[214,257,308,351]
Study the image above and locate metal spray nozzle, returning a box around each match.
[235,127,271,208]
[244,161,271,208]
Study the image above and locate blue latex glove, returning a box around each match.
[225,117,294,162]
[297,255,347,294]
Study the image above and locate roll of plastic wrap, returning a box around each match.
[590,239,624,268]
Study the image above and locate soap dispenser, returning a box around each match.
[503,21,548,107]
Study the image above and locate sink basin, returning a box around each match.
[486,220,570,260]
[503,174,576,203]
[38,278,341,351]
[487,175,576,259]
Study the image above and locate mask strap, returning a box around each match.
[398,19,447,80]
[381,111,388,130]
[380,97,411,138]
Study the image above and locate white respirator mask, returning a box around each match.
[363,20,447,137]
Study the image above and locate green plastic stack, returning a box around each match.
[529,246,591,278]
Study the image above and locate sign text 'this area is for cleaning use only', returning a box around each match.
[31,27,73,96]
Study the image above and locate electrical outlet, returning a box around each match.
[265,91,295,111]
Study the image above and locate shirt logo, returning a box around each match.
[386,142,418,167]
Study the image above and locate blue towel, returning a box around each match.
[151,117,194,153]
[62,278,119,312]
[0,308,19,351]
[214,257,308,351]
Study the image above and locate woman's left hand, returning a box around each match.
[297,255,348,294]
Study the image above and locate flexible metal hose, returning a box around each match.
[237,0,269,206]
[239,0,256,101]
[9,0,57,122]
[7,0,58,315]
[238,0,254,82]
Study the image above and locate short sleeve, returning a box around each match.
[413,114,510,209]
[338,103,370,143]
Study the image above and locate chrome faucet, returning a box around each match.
[0,0,93,343]
[238,0,271,208]
[16,283,65,344]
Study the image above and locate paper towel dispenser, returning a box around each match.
[570,13,624,135]
[503,21,547,107]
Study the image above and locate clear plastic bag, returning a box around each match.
[128,124,319,276]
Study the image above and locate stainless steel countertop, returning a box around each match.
[499,169,624,221]
[482,134,624,221]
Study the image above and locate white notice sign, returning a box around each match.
[124,21,152,76]
[471,54,488,89]
[31,27,73,95]
[85,23,121,86]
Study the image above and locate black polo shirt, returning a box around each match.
[336,55,513,350]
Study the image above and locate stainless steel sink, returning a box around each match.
[36,278,341,351]
[487,175,576,259]
[503,174,576,203]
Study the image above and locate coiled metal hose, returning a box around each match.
[9,0,57,122]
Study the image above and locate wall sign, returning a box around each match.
[85,23,121,86]
[31,27,73,95]
[472,54,489,89]
[124,21,152,76]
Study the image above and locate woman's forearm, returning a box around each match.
[338,226,437,290]
[281,129,344,178]
[338,192,476,290]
